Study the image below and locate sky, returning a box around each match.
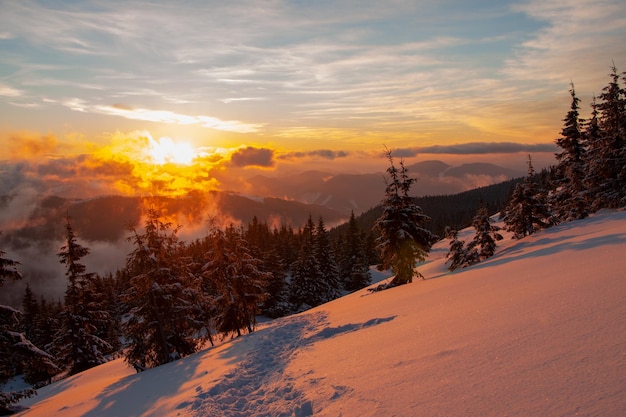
[13,210,626,416]
[1,0,625,198]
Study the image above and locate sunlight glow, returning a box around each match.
[147,136,196,165]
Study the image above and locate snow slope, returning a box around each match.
[16,210,626,416]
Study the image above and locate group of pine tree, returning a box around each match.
[1,65,625,412]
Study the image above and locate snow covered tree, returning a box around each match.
[287,215,343,309]
[259,249,289,318]
[584,64,626,210]
[1,247,58,413]
[314,217,342,300]
[502,156,557,239]
[551,84,589,221]
[289,216,335,309]
[19,284,61,385]
[53,216,112,375]
[374,150,439,287]
[243,218,290,318]
[203,225,270,338]
[445,228,467,272]
[122,208,201,369]
[466,205,503,263]
[340,211,372,291]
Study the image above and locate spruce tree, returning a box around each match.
[445,228,467,272]
[314,217,342,300]
[1,247,58,412]
[502,156,556,239]
[374,149,438,287]
[584,64,626,209]
[121,208,200,369]
[340,211,372,291]
[552,84,589,221]
[204,226,270,337]
[53,216,112,375]
[260,249,289,318]
[466,205,503,263]
[19,284,60,385]
[21,284,39,344]
[289,216,326,309]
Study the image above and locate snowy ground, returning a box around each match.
[14,210,626,416]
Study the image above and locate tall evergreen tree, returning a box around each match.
[204,226,270,338]
[584,64,626,209]
[445,227,467,272]
[466,205,503,263]
[21,284,39,344]
[374,150,438,287]
[552,84,588,221]
[53,216,112,375]
[314,217,342,300]
[502,156,556,239]
[1,247,57,412]
[121,209,200,369]
[340,211,371,291]
[259,249,289,318]
[289,216,326,309]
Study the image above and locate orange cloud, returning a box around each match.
[2,132,58,160]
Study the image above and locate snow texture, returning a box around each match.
[14,210,626,416]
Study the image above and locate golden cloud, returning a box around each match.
[2,132,58,160]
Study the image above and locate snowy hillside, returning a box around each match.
[15,210,626,417]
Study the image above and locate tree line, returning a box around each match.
[0,202,376,410]
[446,64,626,269]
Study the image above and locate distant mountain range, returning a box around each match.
[247,160,523,213]
[0,160,523,248]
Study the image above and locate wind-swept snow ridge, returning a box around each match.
[15,210,626,417]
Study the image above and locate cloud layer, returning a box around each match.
[0,0,623,148]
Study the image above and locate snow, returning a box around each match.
[15,210,626,416]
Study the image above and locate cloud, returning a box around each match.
[279,149,350,160]
[230,147,275,168]
[1,132,58,160]
[0,130,227,198]
[0,83,22,97]
[506,0,626,91]
[89,104,263,133]
[390,142,557,157]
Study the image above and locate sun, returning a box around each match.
[147,136,196,165]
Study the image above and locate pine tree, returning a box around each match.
[374,149,439,287]
[1,247,58,412]
[204,226,270,338]
[121,208,201,369]
[53,216,112,375]
[445,228,467,272]
[260,249,290,318]
[340,211,371,291]
[584,64,626,209]
[20,283,39,343]
[314,217,342,300]
[466,205,503,262]
[502,156,556,239]
[289,216,326,310]
[552,84,589,221]
[17,284,61,386]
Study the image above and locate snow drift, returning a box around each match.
[15,210,626,416]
